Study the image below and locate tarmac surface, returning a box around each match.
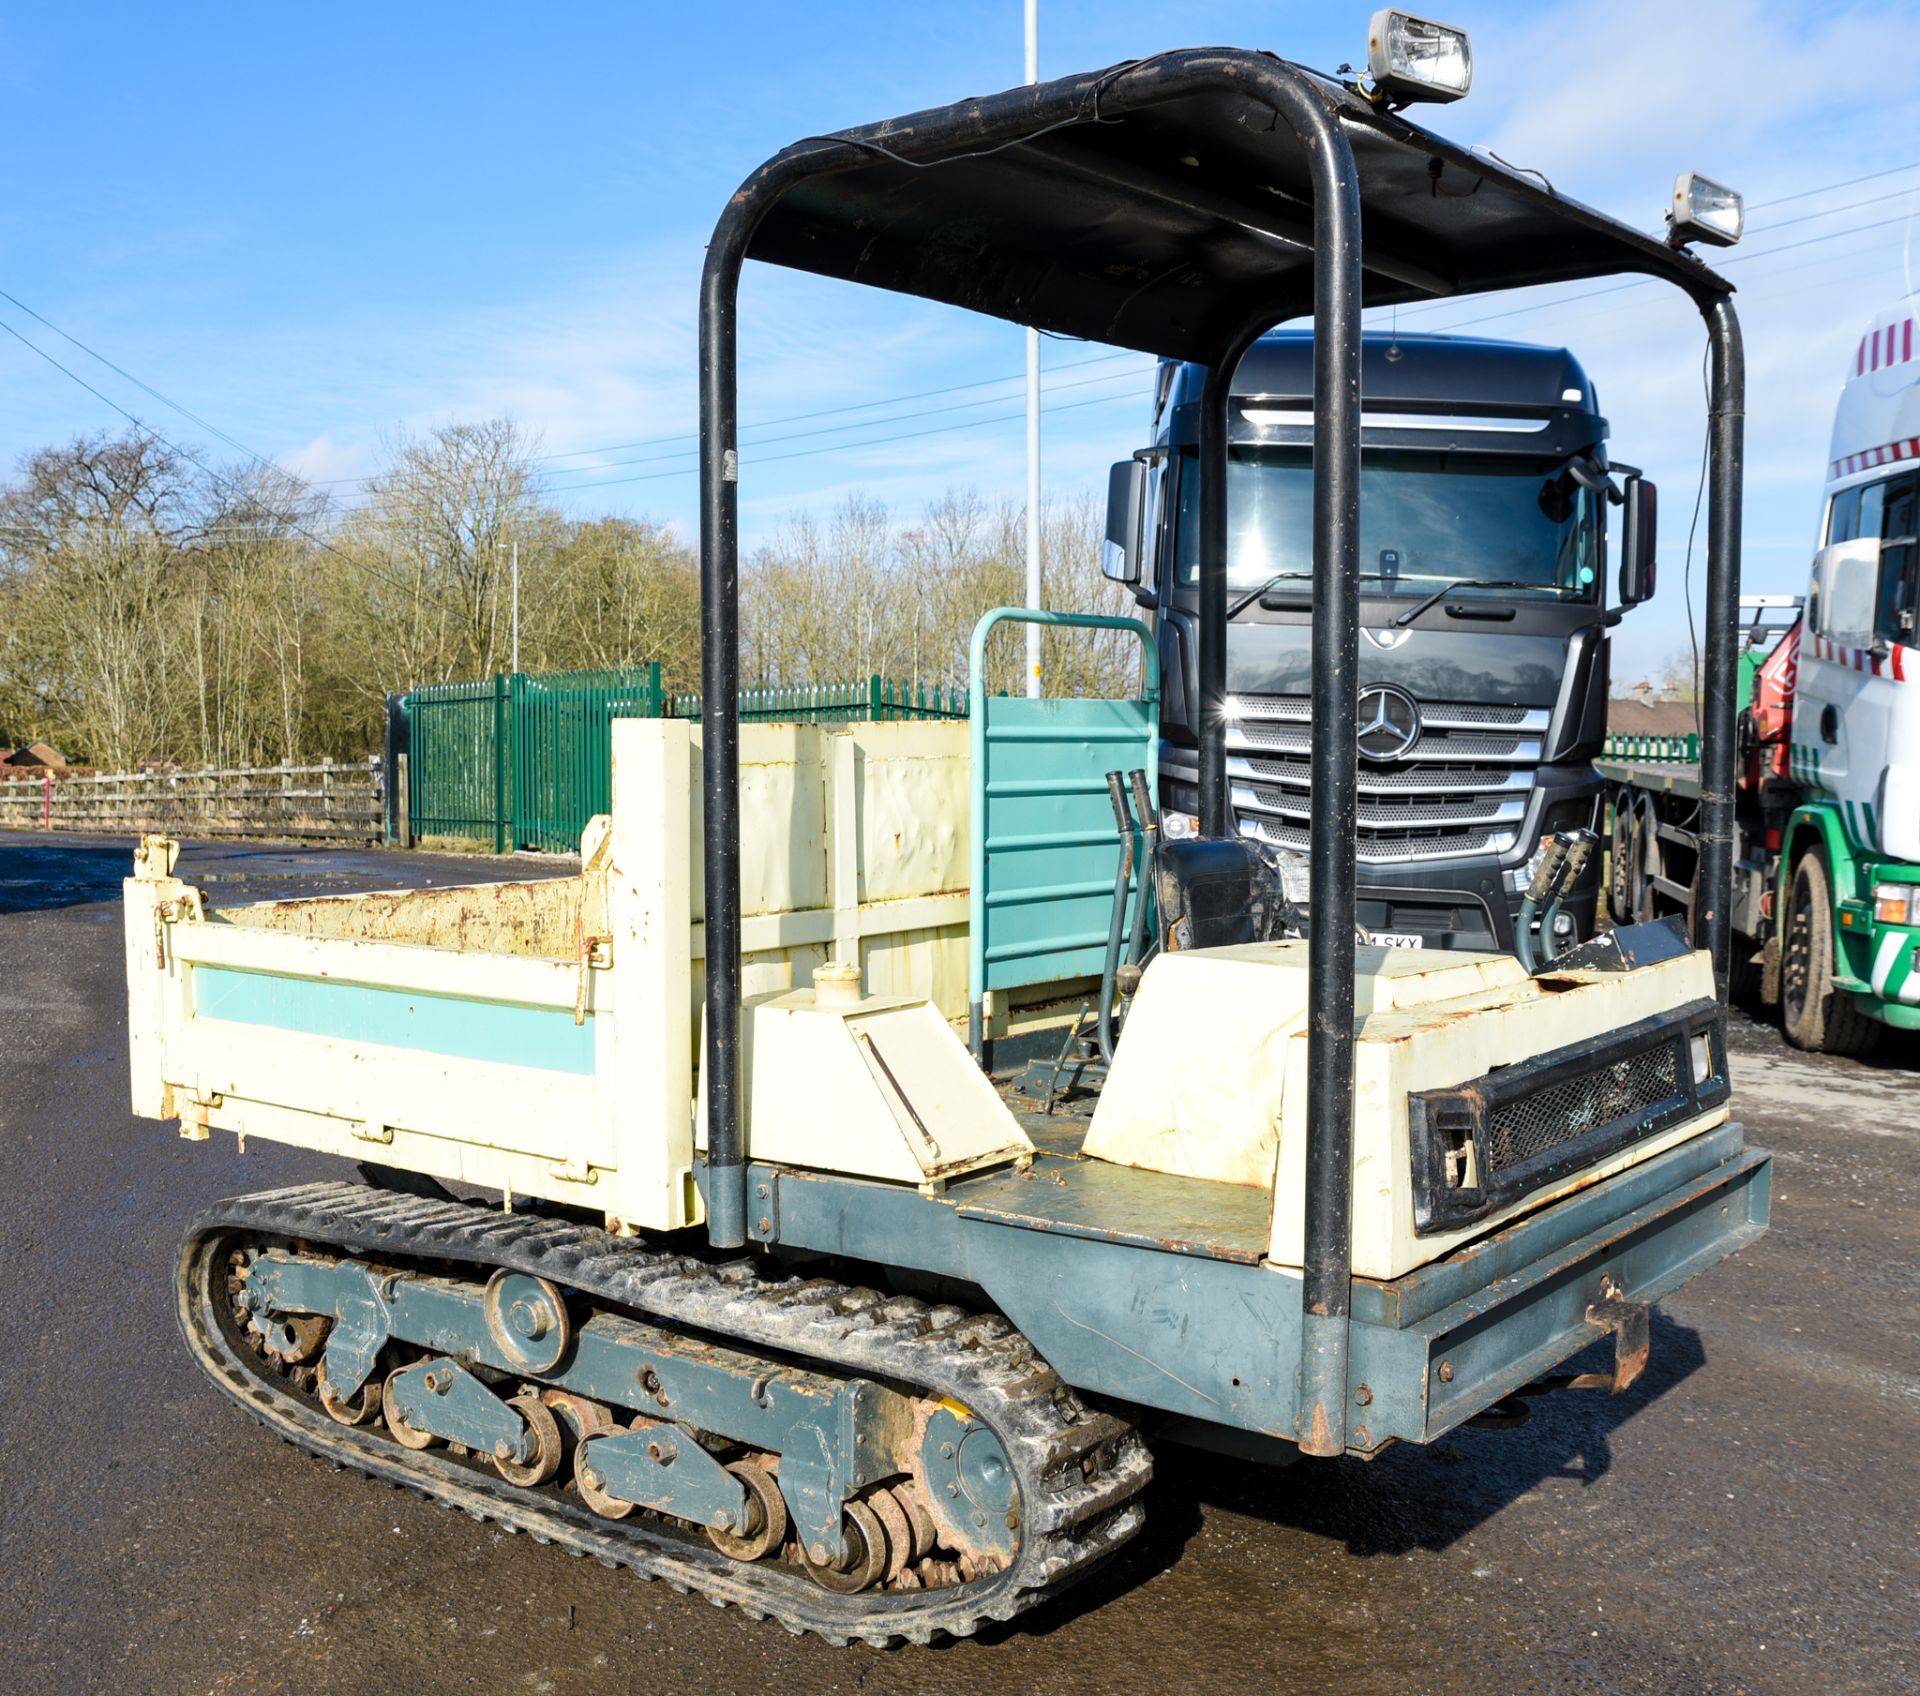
[0,831,1914,1696]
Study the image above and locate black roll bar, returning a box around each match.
[1697,296,1745,993]
[693,51,1742,1465]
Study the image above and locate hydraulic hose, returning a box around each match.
[1097,771,1135,1064]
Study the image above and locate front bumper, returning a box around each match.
[1346,1120,1770,1451]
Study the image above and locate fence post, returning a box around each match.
[396,753,412,849]
[493,672,508,854]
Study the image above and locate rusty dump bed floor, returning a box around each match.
[949,1080,1272,1265]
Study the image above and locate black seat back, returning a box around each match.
[1153,836,1291,952]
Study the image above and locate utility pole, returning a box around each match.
[1024,0,1042,699]
[511,539,520,675]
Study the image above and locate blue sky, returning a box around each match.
[4,1,1919,680]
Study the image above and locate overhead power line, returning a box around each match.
[6,159,1920,512]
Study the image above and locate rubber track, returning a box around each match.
[177,1181,1152,1646]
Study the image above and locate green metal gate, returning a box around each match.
[511,667,666,853]
[396,667,963,854]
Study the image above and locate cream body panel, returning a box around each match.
[1085,941,1725,1280]
[125,718,983,1230]
[698,989,1032,1186]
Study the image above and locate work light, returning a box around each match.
[1366,10,1472,105]
[1667,173,1744,248]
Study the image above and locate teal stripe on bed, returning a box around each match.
[191,965,595,1075]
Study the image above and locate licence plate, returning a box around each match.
[1374,931,1426,949]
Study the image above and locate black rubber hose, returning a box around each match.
[1125,768,1157,970]
[1097,772,1134,1064]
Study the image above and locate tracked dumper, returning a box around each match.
[128,35,1772,1645]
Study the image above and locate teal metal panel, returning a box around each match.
[967,609,1160,1024]
[191,964,596,1074]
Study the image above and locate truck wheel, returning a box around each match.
[1780,847,1881,1056]
[1609,795,1634,925]
[1629,802,1657,924]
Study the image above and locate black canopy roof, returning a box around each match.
[737,47,1732,365]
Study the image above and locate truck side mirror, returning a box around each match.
[1619,476,1658,606]
[1103,459,1146,586]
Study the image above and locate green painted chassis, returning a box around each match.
[714,1117,1770,1459]
[1597,758,1920,1033]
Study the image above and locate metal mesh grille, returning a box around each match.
[1235,723,1532,760]
[1246,756,1522,793]
[1485,1043,1683,1175]
[1246,787,1512,826]
[1233,694,1537,728]
[1243,815,1512,862]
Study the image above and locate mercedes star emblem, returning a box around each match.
[1355,683,1422,762]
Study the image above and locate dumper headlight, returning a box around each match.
[1667,173,1744,249]
[1873,882,1919,925]
[1366,10,1472,105]
[1689,1032,1713,1087]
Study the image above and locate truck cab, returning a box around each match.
[1107,330,1656,958]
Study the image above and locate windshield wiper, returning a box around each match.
[1225,571,1312,620]
[1391,577,1542,628]
[1225,569,1393,620]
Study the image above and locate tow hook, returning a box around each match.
[1466,1278,1652,1428]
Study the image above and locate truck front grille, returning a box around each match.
[1225,694,1544,864]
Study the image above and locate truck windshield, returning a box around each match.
[1172,446,1602,600]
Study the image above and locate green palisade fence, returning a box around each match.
[512,666,667,853]
[1602,732,1701,763]
[395,669,965,853]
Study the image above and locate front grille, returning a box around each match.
[1241,814,1515,863]
[1245,755,1526,794]
[1409,1000,1727,1235]
[1222,691,1544,863]
[1246,786,1517,828]
[1484,1043,1682,1175]
[1231,722,1535,761]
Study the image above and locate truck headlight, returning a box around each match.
[1366,10,1472,105]
[1162,811,1200,841]
[1668,173,1744,249]
[1873,882,1919,925]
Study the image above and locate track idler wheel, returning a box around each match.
[494,1393,564,1488]
[317,1366,383,1426]
[803,1499,889,1594]
[705,1459,787,1563]
[575,1414,655,1521]
[381,1366,438,1450]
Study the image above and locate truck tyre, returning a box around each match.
[1609,793,1634,925]
[1629,801,1657,924]
[1780,847,1881,1056]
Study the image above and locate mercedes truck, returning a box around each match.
[1104,329,1657,957]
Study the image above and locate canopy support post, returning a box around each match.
[1696,295,1745,997]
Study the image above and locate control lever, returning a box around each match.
[1098,772,1137,1064]
[1121,769,1159,991]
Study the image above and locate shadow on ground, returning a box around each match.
[994,1310,1707,1644]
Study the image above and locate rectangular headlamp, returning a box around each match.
[1873,882,1919,925]
[1669,173,1744,248]
[1367,10,1473,105]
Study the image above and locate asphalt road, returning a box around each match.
[1,832,1914,1696]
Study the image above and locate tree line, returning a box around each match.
[0,421,1137,770]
